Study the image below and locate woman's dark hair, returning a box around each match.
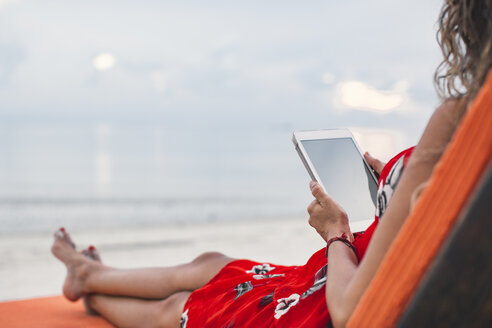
[435,0,492,104]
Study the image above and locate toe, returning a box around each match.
[88,246,102,262]
[63,231,76,249]
[54,229,65,240]
[81,246,101,262]
[55,227,76,249]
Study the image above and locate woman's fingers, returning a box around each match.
[307,181,350,241]
[309,181,332,207]
[364,152,386,175]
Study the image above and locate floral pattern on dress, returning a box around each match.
[253,274,285,280]
[376,155,405,219]
[258,292,274,308]
[301,264,327,299]
[274,293,300,319]
[180,309,189,328]
[246,263,275,274]
[234,281,254,299]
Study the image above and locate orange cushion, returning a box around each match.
[0,296,113,328]
[347,71,492,327]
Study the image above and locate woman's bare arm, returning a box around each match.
[309,101,460,327]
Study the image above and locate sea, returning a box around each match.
[0,118,415,236]
[0,121,320,236]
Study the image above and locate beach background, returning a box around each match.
[1,0,443,301]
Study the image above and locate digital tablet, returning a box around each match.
[292,129,378,230]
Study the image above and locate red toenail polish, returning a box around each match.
[60,227,65,232]
[89,245,96,251]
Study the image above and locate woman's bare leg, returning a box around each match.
[85,291,191,328]
[51,228,234,301]
[86,251,232,299]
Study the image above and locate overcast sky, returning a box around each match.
[1,0,442,121]
[0,0,446,199]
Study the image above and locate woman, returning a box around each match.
[51,1,492,327]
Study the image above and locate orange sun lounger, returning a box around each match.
[0,295,112,327]
[1,73,491,328]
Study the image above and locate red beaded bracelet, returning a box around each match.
[325,233,358,258]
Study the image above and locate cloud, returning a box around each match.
[334,80,407,113]
[93,53,115,71]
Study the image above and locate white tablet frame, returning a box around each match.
[292,128,378,231]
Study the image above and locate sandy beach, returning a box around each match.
[1,216,332,302]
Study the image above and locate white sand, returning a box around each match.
[0,216,330,302]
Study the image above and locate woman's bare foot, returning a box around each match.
[81,245,102,316]
[51,228,97,302]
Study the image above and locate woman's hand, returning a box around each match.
[363,152,386,177]
[307,181,352,242]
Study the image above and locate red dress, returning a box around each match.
[181,147,414,328]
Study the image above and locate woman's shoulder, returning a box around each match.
[432,99,462,127]
[410,100,461,167]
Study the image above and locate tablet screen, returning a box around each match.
[301,138,378,221]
